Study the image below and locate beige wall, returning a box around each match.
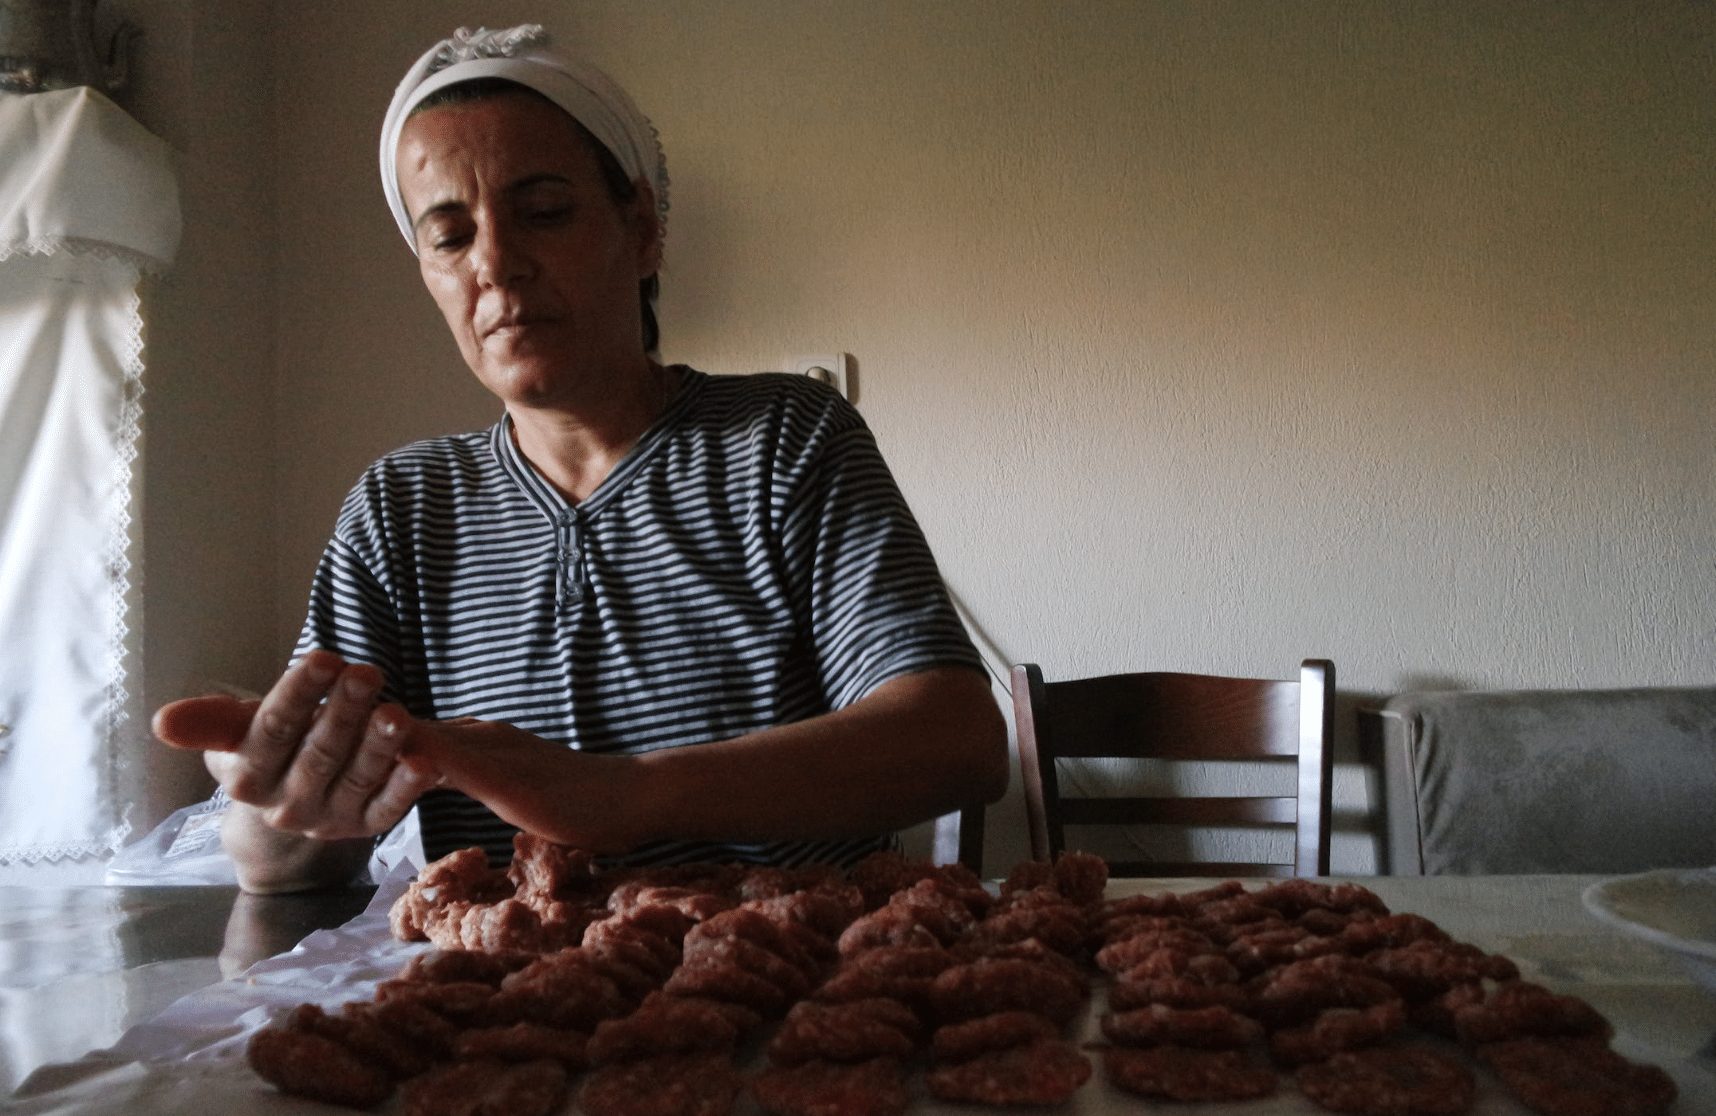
[132,2,1715,868]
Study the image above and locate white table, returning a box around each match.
[7,874,1714,1114]
[0,884,376,1096]
[1324,875,1715,1079]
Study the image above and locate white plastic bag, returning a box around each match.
[103,789,238,885]
[104,789,425,885]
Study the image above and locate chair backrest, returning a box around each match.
[1014,660,1334,877]
[1361,686,1716,875]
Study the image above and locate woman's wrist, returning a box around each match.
[616,747,682,849]
[219,802,370,893]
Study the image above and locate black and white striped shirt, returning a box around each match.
[294,368,982,869]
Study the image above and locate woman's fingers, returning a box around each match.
[361,749,440,835]
[272,662,384,829]
[320,701,411,827]
[152,696,260,751]
[236,651,349,795]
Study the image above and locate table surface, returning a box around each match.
[0,883,375,1095]
[3,874,1713,1113]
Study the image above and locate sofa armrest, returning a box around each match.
[1363,686,1716,876]
[1359,707,1425,875]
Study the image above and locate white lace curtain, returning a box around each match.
[0,87,180,867]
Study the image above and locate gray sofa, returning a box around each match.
[1361,686,1716,875]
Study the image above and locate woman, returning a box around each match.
[154,25,1007,894]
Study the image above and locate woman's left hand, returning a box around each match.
[405,717,638,853]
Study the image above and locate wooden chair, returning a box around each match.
[1014,660,1334,877]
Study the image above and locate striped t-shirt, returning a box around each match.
[294,367,982,869]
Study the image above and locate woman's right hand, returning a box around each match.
[153,650,439,843]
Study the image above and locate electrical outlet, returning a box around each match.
[792,353,853,401]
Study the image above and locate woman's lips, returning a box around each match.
[484,316,550,341]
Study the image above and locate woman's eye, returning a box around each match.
[527,205,573,224]
[423,227,470,252]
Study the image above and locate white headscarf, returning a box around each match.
[378,24,669,258]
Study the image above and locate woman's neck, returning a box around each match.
[508,361,677,503]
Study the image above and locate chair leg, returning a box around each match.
[932,805,985,874]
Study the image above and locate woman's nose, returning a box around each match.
[471,220,532,288]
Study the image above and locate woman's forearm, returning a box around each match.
[630,667,1008,845]
[417,667,1005,852]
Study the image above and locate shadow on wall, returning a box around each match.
[1335,689,1425,877]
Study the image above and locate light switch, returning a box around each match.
[792,353,853,401]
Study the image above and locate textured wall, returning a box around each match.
[139,1,1716,870]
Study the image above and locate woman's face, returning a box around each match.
[395,92,660,410]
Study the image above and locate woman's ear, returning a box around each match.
[630,180,663,277]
